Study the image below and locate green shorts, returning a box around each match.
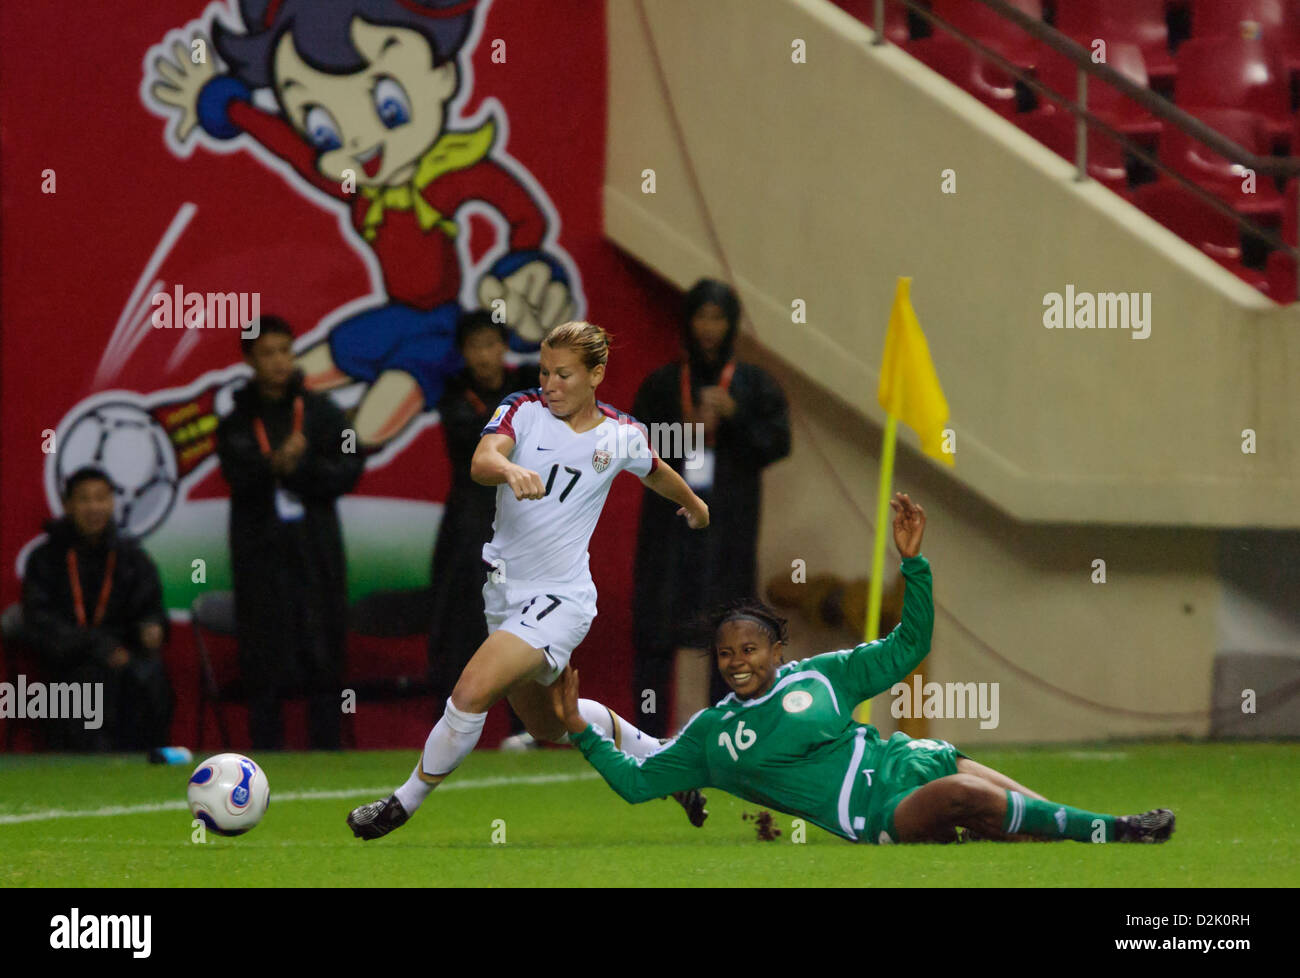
[864,734,967,845]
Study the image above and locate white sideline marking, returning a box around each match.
[0,771,600,825]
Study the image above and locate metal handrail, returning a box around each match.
[868,0,1300,296]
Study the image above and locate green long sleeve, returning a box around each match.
[801,554,934,704]
[570,715,711,803]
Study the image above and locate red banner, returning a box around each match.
[1,0,681,747]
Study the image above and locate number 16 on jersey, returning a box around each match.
[719,721,757,761]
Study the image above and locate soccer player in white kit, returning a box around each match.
[348,321,712,838]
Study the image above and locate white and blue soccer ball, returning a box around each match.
[187,753,270,837]
[55,401,178,538]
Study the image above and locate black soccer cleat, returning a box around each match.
[347,794,410,840]
[654,736,708,827]
[1115,808,1175,843]
[670,789,709,828]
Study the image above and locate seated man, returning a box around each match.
[21,467,174,750]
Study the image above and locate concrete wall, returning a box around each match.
[599,0,1300,741]
[746,334,1217,743]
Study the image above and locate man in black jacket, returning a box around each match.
[21,467,173,750]
[631,279,791,736]
[217,316,364,749]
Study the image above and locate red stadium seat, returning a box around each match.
[1131,180,1273,293]
[1190,0,1289,41]
[905,1,1055,116]
[1284,172,1299,244]
[1130,179,1245,261]
[906,32,1026,117]
[1265,248,1297,302]
[1053,0,1178,85]
[1189,0,1300,84]
[1271,173,1300,262]
[1174,37,1292,139]
[832,0,911,45]
[1158,108,1284,219]
[1018,108,1130,192]
[1033,41,1162,141]
[1225,258,1275,293]
[928,0,1048,68]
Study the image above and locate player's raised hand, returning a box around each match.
[149,35,219,143]
[890,492,925,559]
[504,464,546,500]
[550,667,586,734]
[678,500,709,529]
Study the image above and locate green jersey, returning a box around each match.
[571,555,948,843]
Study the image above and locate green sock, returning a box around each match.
[1004,790,1116,842]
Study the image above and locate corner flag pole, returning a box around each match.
[856,276,951,725]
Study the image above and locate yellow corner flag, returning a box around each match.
[877,277,952,466]
[856,278,950,725]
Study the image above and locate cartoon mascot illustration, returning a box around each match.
[146,0,579,451]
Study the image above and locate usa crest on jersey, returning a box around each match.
[592,448,612,473]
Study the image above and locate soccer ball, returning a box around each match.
[187,753,271,837]
[54,400,179,537]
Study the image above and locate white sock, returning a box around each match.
[394,699,487,813]
[575,698,662,761]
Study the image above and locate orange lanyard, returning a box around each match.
[67,549,116,628]
[252,396,304,457]
[679,360,734,446]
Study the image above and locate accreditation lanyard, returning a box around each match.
[679,360,735,448]
[251,396,304,457]
[253,396,306,522]
[67,549,116,628]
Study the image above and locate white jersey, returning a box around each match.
[480,389,660,586]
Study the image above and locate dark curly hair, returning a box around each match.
[705,598,789,653]
[213,0,478,90]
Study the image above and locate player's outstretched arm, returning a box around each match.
[641,462,709,529]
[858,493,932,694]
[552,668,709,803]
[805,493,934,701]
[853,552,934,697]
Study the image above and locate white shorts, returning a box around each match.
[482,569,597,686]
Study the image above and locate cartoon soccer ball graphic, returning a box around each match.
[187,753,271,837]
[55,401,178,537]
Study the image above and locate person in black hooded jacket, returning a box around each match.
[21,467,174,750]
[216,316,364,749]
[630,279,791,737]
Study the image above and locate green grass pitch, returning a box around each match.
[1,741,1296,887]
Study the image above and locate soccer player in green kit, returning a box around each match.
[553,492,1175,845]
